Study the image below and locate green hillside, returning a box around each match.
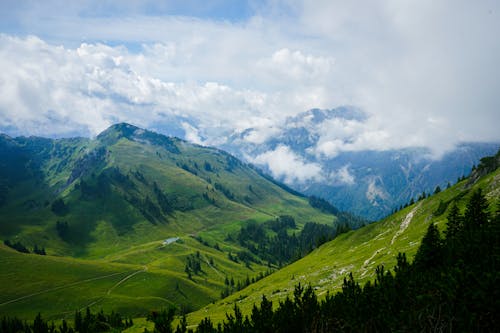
[0,124,336,320]
[187,160,500,326]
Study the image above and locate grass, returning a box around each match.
[0,125,355,324]
[186,168,500,326]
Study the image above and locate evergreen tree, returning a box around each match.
[413,223,442,270]
[251,295,273,333]
[445,202,463,240]
[464,188,489,229]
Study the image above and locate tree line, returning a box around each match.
[0,307,133,333]
[236,216,350,267]
[178,188,499,332]
[3,240,46,255]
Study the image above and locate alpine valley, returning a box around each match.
[0,123,340,321]
[1,124,499,332]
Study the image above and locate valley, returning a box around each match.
[0,124,338,321]
[0,124,498,332]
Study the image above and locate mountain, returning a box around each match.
[220,107,499,220]
[187,148,500,327]
[0,123,337,319]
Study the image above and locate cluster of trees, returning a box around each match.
[3,240,45,255]
[236,216,348,267]
[56,221,70,241]
[392,184,444,215]
[220,270,274,299]
[185,252,203,279]
[51,198,68,215]
[308,196,368,229]
[0,308,132,333]
[185,188,499,332]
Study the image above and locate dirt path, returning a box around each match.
[0,271,129,307]
[81,267,147,310]
[391,203,421,245]
[201,254,224,279]
[360,203,421,278]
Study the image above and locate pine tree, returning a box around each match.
[445,202,463,240]
[414,223,442,269]
[464,189,489,229]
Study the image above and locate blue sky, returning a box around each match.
[0,0,499,165]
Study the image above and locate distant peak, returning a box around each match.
[97,123,141,142]
[96,123,181,154]
[288,106,368,125]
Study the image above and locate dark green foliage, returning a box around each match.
[221,271,273,299]
[147,308,176,333]
[196,188,500,332]
[267,215,296,232]
[214,182,235,201]
[413,223,442,270]
[433,199,449,216]
[154,182,174,215]
[1,308,131,333]
[175,315,188,333]
[56,220,70,240]
[308,196,339,215]
[433,185,441,194]
[204,161,213,172]
[476,148,500,174]
[51,198,68,215]
[3,239,30,253]
[236,217,339,266]
[185,253,203,277]
[464,188,489,228]
[309,196,368,229]
[33,244,46,255]
[445,202,463,240]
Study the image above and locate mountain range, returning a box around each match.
[0,123,337,319]
[216,108,500,220]
[1,123,499,331]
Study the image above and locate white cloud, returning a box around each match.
[257,48,335,83]
[253,145,323,184]
[181,122,203,145]
[329,165,355,185]
[0,0,499,155]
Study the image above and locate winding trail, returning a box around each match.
[202,254,224,279]
[360,203,421,277]
[80,267,147,310]
[0,271,128,307]
[391,203,421,245]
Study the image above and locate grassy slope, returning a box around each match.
[187,168,500,325]
[0,125,336,321]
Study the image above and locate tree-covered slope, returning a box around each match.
[187,151,500,326]
[0,123,337,320]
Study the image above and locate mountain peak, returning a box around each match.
[97,123,140,140]
[97,123,181,154]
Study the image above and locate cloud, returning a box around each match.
[253,145,323,184]
[181,122,203,145]
[257,48,335,83]
[0,0,498,157]
[329,165,355,185]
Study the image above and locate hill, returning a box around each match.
[187,149,500,326]
[0,123,337,320]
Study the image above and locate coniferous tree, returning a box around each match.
[464,188,489,229]
[413,223,442,270]
[445,202,463,240]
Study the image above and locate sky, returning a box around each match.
[0,0,499,161]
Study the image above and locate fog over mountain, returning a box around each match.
[1,1,499,217]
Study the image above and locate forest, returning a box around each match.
[181,188,500,332]
[3,188,498,332]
